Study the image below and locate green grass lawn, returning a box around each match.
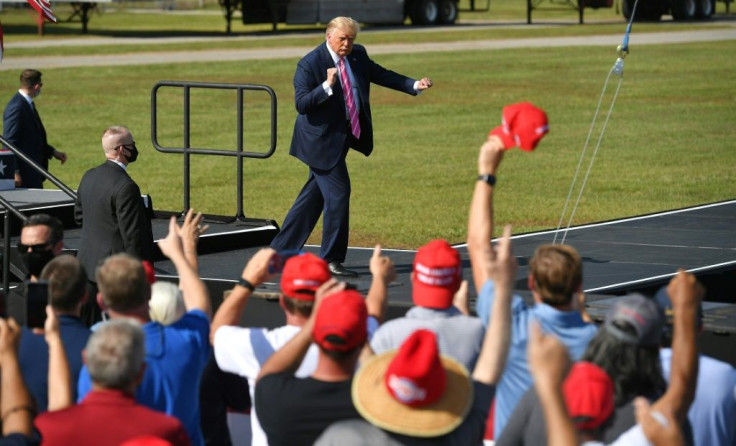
[0,5,734,248]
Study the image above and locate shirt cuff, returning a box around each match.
[323,81,333,96]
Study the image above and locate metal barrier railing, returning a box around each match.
[150,81,277,221]
[460,0,491,12]
[527,0,585,23]
[0,135,78,201]
[0,197,27,314]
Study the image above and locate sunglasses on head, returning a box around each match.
[17,242,53,254]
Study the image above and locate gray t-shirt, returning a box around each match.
[370,306,485,372]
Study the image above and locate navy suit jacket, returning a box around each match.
[289,43,417,171]
[2,92,54,188]
[74,161,154,282]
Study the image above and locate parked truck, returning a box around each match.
[621,0,715,20]
[224,0,460,32]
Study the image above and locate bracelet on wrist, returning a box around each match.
[237,277,255,292]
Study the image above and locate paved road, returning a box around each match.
[1,22,734,71]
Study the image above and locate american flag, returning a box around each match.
[0,151,15,190]
[27,0,57,23]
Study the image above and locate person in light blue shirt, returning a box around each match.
[476,252,598,439]
[466,129,597,440]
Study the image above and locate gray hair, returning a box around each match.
[85,319,145,389]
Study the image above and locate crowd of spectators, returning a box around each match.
[0,112,734,446]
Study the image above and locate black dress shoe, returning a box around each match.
[328,261,359,278]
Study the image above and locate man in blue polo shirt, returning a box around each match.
[466,118,598,440]
[76,215,211,446]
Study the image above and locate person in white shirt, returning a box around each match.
[211,246,395,446]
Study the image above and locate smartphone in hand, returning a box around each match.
[26,280,49,329]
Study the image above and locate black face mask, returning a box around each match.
[21,250,55,278]
[125,145,139,164]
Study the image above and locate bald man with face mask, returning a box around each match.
[74,125,153,326]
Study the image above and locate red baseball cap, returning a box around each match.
[313,289,367,352]
[562,362,615,431]
[280,253,331,301]
[489,102,549,151]
[412,240,462,309]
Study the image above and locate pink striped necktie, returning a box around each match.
[338,57,361,139]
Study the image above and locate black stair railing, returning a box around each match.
[0,136,78,312]
[151,81,277,221]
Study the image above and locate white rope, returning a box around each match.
[552,68,613,245]
[557,70,624,245]
[552,0,639,245]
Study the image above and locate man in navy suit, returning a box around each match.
[271,16,433,276]
[2,69,67,188]
[74,125,154,325]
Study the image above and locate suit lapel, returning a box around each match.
[31,104,44,133]
[22,96,46,139]
[348,54,363,83]
[347,52,366,107]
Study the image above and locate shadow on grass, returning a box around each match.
[3,24,347,38]
[0,20,559,40]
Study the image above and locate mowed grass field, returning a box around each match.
[0,3,734,248]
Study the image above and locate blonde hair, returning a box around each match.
[149,281,186,325]
[325,16,359,38]
[97,254,149,312]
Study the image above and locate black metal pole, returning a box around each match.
[2,211,10,317]
[183,86,191,212]
[236,88,245,220]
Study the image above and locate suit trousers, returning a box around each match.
[271,146,352,263]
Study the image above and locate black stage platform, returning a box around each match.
[2,190,734,364]
[152,200,736,302]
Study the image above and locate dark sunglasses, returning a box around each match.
[17,242,53,254]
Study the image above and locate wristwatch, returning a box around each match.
[477,174,496,186]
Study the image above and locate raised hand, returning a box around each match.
[417,77,433,90]
[242,248,277,287]
[369,244,396,284]
[326,68,338,86]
